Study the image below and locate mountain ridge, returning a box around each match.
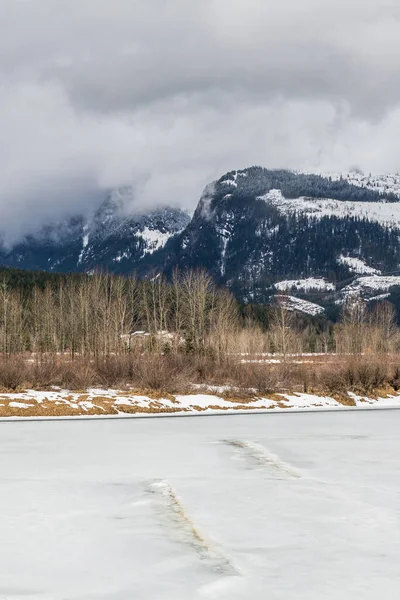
[3,167,400,313]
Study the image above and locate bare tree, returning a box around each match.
[269,296,298,359]
[336,297,367,354]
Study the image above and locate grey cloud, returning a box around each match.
[0,0,400,243]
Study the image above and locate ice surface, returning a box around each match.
[1,411,400,598]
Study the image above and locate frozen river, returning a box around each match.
[1,410,400,599]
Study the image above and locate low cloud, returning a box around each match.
[0,0,400,243]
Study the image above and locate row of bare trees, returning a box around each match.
[261,296,400,356]
[0,271,238,359]
[0,271,399,361]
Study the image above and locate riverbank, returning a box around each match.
[0,387,399,418]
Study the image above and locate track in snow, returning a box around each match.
[223,439,302,479]
[148,480,238,576]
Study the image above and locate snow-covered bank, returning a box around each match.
[0,387,400,418]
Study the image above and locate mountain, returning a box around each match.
[0,187,190,275]
[158,167,400,307]
[3,168,400,313]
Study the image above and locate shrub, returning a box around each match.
[29,360,62,390]
[57,361,96,390]
[0,358,27,391]
[234,363,278,395]
[321,357,389,396]
[134,355,193,394]
[95,356,134,387]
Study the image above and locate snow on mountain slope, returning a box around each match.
[298,171,400,197]
[0,186,190,274]
[275,295,325,316]
[261,189,400,229]
[338,255,381,275]
[275,278,335,292]
[77,203,190,271]
[140,227,176,255]
[4,167,400,309]
[340,275,400,299]
[325,172,400,197]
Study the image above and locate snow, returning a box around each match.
[140,227,173,255]
[2,410,400,598]
[221,172,238,188]
[274,294,325,316]
[113,251,130,263]
[366,293,390,303]
[280,393,339,408]
[174,394,272,411]
[222,179,238,188]
[341,275,400,297]
[275,278,335,292]
[260,189,400,230]
[8,401,33,409]
[2,387,400,418]
[338,255,381,275]
[217,212,235,276]
[82,232,89,248]
[323,171,400,197]
[80,401,105,412]
[77,231,90,265]
[298,170,400,198]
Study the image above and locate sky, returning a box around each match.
[1,0,400,243]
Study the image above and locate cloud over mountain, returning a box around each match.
[1,0,400,242]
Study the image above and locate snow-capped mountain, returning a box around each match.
[0,187,190,274]
[3,167,400,312]
[159,167,400,304]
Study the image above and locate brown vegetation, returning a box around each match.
[0,270,400,399]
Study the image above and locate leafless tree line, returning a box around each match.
[0,271,399,362]
[0,270,238,360]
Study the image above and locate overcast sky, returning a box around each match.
[1,0,400,242]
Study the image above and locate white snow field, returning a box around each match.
[1,411,400,599]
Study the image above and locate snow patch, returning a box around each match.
[8,402,33,409]
[260,189,400,230]
[274,295,325,316]
[140,228,173,255]
[338,255,381,275]
[77,229,90,265]
[113,251,130,263]
[341,275,400,297]
[319,171,400,198]
[275,278,335,292]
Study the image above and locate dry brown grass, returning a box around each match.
[0,352,399,402]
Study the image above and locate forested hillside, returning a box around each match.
[2,168,400,308]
